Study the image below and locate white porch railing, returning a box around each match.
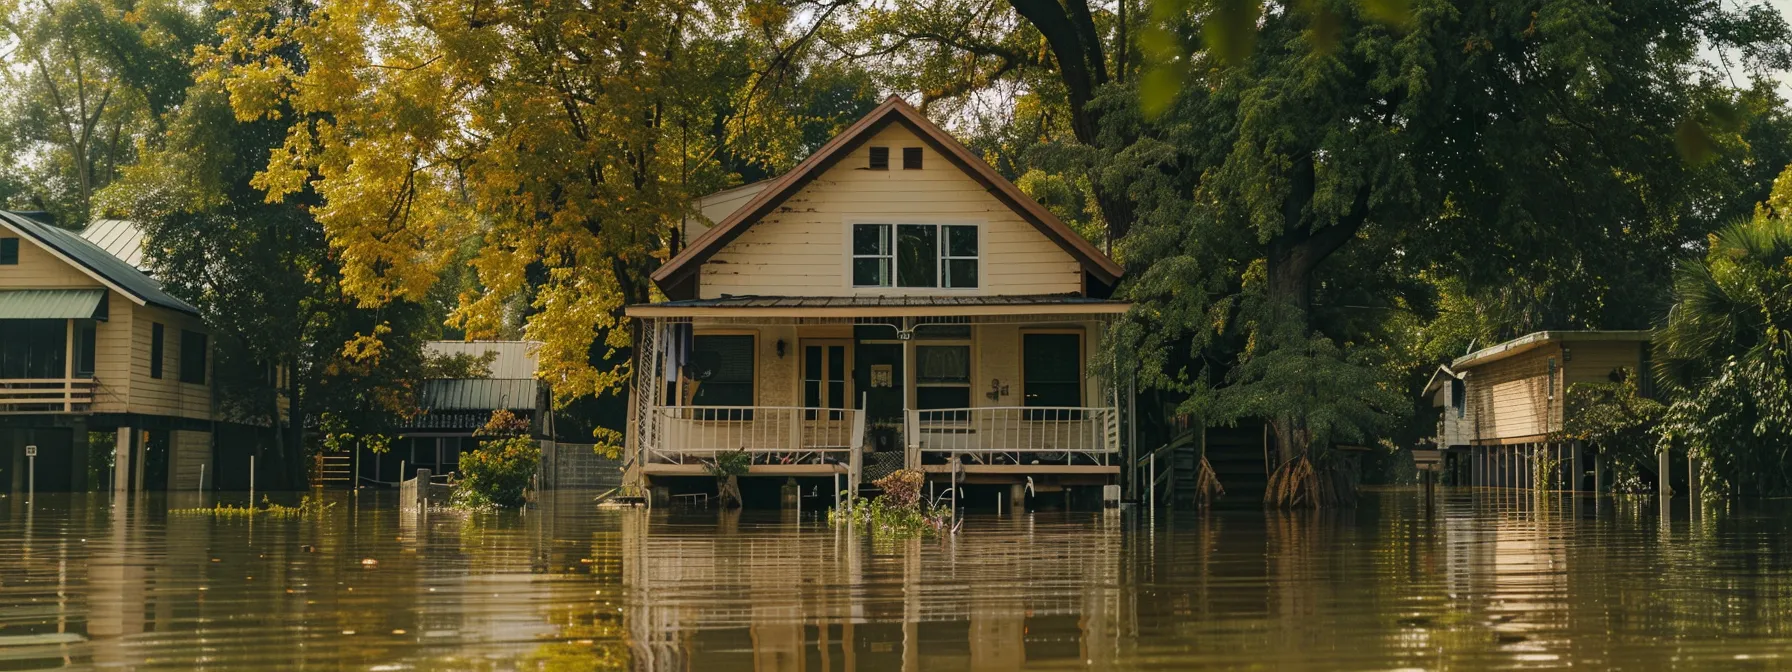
[912,406,1119,464]
[0,378,96,413]
[647,406,860,466]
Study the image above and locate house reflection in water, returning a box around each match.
[614,511,1124,671]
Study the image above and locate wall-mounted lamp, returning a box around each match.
[776,339,787,358]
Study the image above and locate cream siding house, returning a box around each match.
[1440,330,1652,492]
[0,211,215,494]
[626,97,1130,508]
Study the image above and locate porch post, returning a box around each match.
[64,318,75,412]
[112,428,133,495]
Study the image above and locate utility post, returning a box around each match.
[24,445,37,504]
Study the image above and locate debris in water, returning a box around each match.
[361,558,379,566]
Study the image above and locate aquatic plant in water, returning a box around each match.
[706,450,751,509]
[829,469,955,536]
[172,495,334,518]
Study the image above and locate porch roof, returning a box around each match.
[625,294,1131,318]
[0,288,108,320]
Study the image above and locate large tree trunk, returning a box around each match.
[1006,0,1138,243]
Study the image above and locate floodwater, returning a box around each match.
[1,490,1790,670]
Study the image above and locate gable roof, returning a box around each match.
[651,96,1124,294]
[0,210,199,316]
[1422,365,1460,398]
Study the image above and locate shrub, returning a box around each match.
[456,410,541,508]
[457,436,540,508]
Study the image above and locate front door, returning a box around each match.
[853,332,905,424]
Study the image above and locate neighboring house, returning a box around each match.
[368,340,550,484]
[1441,330,1653,491]
[0,211,215,494]
[625,96,1132,509]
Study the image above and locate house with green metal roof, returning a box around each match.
[0,210,217,496]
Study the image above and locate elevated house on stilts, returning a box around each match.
[1425,330,1655,493]
[623,96,1133,510]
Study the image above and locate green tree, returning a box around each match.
[1656,177,1792,497]
[0,0,204,223]
[99,2,451,487]
[212,0,877,452]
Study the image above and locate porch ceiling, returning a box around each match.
[0,288,107,320]
[625,294,1130,319]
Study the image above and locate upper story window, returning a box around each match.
[902,147,923,169]
[851,223,978,289]
[0,238,18,265]
[868,147,889,170]
[1450,378,1465,418]
[180,330,208,384]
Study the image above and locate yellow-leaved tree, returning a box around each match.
[209,0,870,450]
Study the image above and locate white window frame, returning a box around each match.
[845,219,983,292]
[850,223,894,288]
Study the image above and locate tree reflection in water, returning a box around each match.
[10,489,1792,669]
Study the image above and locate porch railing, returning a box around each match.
[647,406,860,467]
[0,378,96,413]
[911,406,1119,465]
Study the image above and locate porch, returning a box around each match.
[624,296,1132,487]
[0,304,106,414]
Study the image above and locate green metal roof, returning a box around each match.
[0,288,108,319]
[0,211,199,316]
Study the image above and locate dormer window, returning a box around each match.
[868,147,889,170]
[903,147,923,169]
[851,223,978,289]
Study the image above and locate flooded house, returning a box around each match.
[372,340,552,484]
[0,211,215,494]
[624,96,1132,509]
[1429,330,1654,492]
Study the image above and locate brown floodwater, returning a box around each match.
[1,488,1789,670]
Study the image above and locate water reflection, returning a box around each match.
[6,489,1792,669]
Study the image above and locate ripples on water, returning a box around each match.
[0,489,1789,670]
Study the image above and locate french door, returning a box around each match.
[802,340,852,419]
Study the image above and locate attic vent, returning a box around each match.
[869,147,889,170]
[903,147,923,169]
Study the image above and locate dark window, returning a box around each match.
[942,225,978,288]
[1024,333,1082,418]
[1639,347,1656,399]
[0,238,17,264]
[896,224,938,287]
[0,320,66,378]
[916,345,971,417]
[150,323,164,379]
[1450,378,1465,418]
[853,223,978,289]
[902,147,923,169]
[868,146,889,170]
[688,335,754,407]
[852,224,892,287]
[75,322,97,377]
[179,330,207,384]
[1546,357,1557,400]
